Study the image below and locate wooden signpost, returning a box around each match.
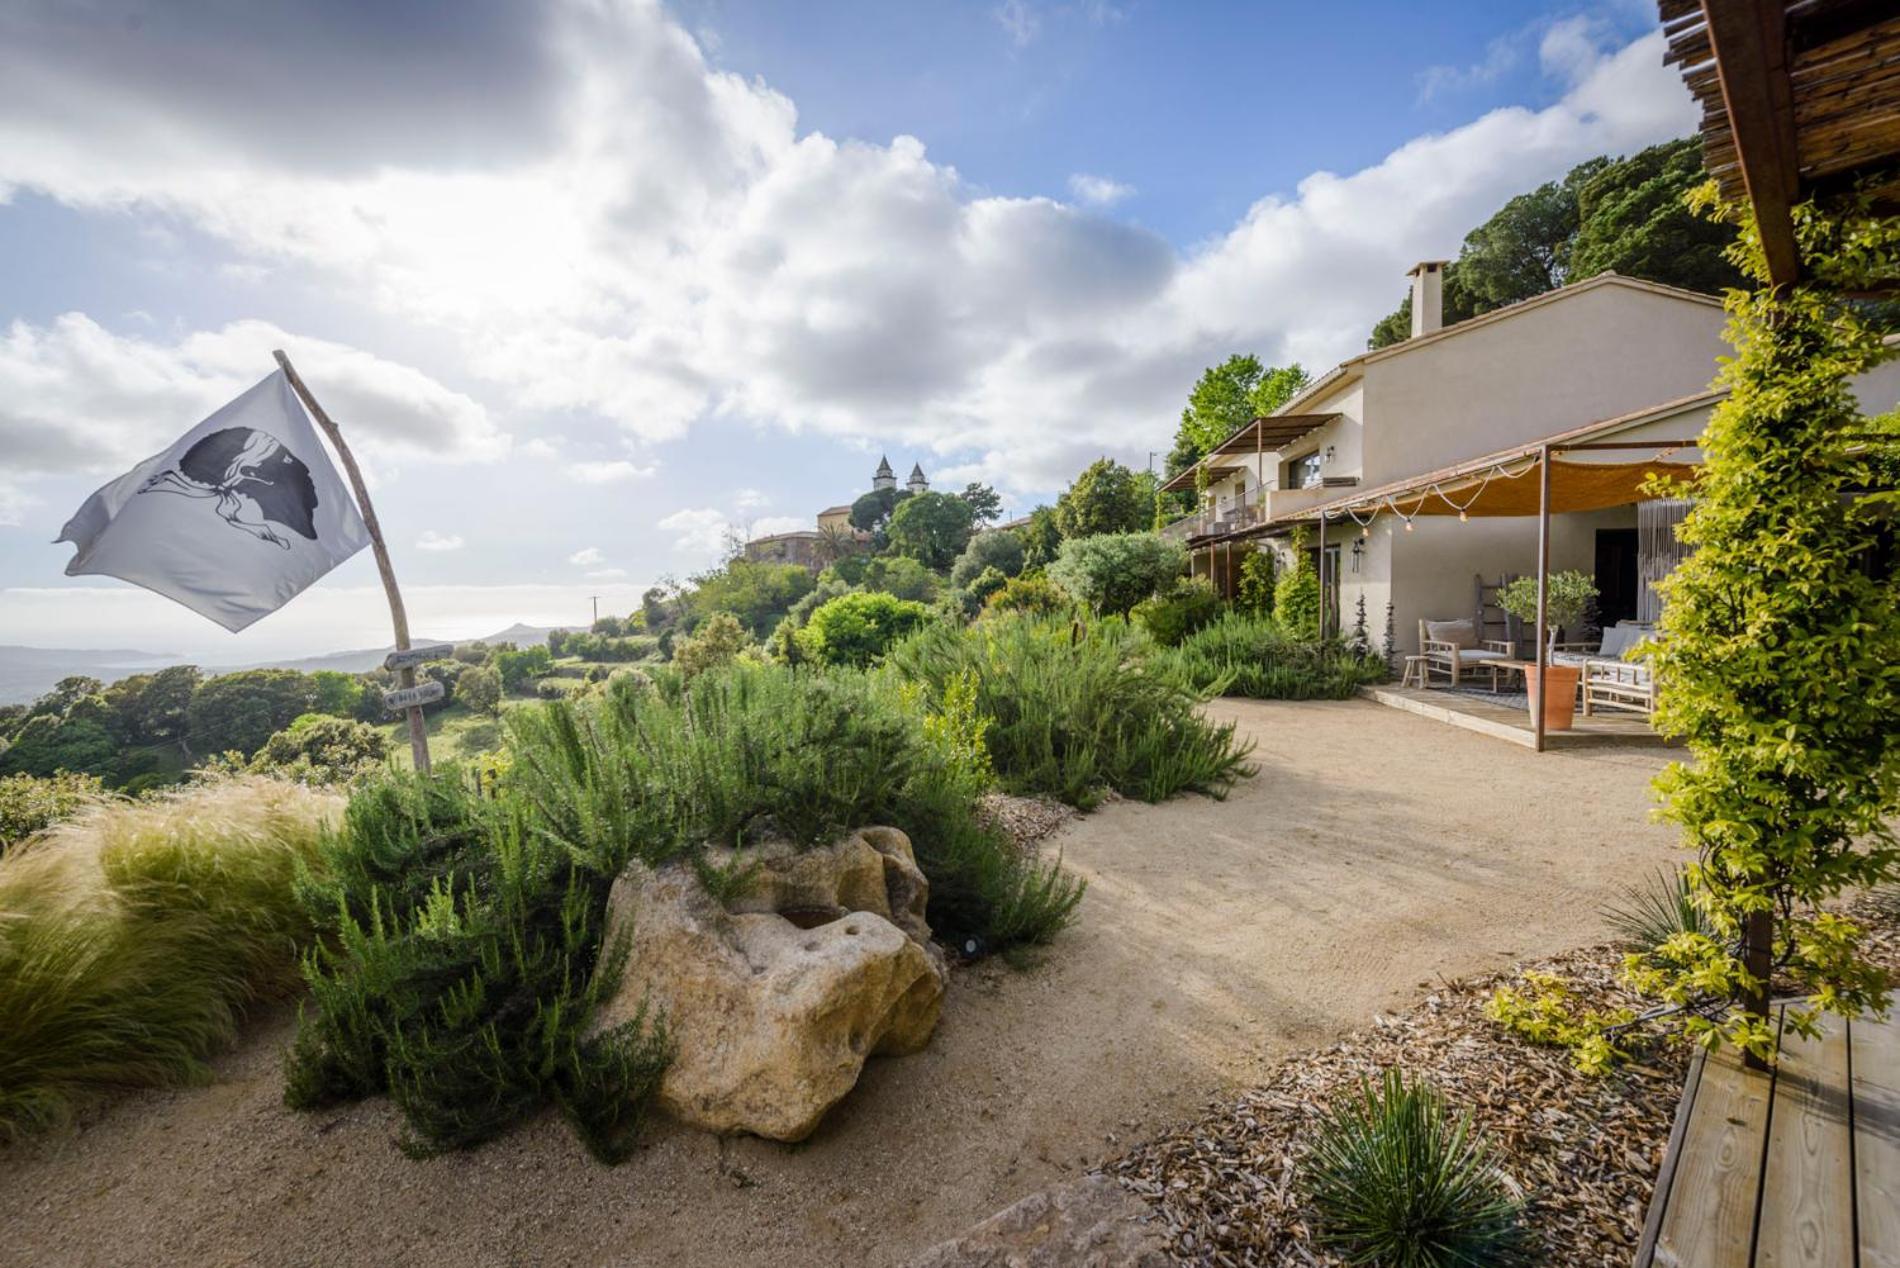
[273,349,436,774]
[382,680,446,711]
[384,644,454,672]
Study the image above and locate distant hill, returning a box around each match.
[0,624,581,704]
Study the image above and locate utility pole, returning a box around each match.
[590,595,600,627]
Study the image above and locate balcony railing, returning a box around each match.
[1162,486,1273,541]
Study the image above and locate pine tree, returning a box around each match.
[1382,601,1396,673]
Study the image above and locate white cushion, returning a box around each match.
[1597,624,1645,660]
[1425,619,1478,649]
[1456,648,1504,663]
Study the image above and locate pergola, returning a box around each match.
[1296,398,1714,751]
[1662,0,1900,291]
[1158,414,1339,495]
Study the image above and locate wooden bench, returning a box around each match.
[1636,1005,1900,1267]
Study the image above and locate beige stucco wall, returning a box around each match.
[1356,283,1729,487]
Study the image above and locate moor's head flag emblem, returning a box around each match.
[57,369,370,632]
[139,426,322,549]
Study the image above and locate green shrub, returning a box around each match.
[506,666,1078,950]
[1274,534,1322,641]
[950,530,1026,589]
[0,713,116,779]
[1046,532,1187,616]
[1131,576,1222,647]
[0,771,104,851]
[494,645,554,694]
[673,611,749,680]
[799,591,931,667]
[249,715,390,785]
[888,615,1254,808]
[1162,613,1385,699]
[984,573,1070,618]
[283,772,672,1162]
[1304,1070,1532,1267]
[0,777,342,1142]
[1237,548,1276,615]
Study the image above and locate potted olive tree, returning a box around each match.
[1496,570,1598,731]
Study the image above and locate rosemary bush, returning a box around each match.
[887,614,1255,809]
[1304,1070,1532,1267]
[1161,612,1386,699]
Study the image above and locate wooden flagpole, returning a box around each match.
[273,350,432,774]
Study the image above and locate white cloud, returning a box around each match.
[0,478,37,528]
[734,486,769,512]
[0,5,1697,499]
[749,514,808,537]
[585,566,629,580]
[993,0,1041,47]
[1067,173,1134,207]
[566,458,655,484]
[656,507,735,558]
[568,546,606,566]
[416,530,465,552]
[1417,32,1521,102]
[0,313,507,477]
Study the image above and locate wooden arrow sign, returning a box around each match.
[382,680,446,711]
[384,643,455,671]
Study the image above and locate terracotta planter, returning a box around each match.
[1523,663,1581,732]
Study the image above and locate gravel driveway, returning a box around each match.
[0,698,1685,1268]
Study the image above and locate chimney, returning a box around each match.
[1408,261,1448,338]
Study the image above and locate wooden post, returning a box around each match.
[1743,908,1774,1071]
[273,350,431,774]
[1317,512,1328,640]
[1533,445,1551,754]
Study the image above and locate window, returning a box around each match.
[1288,452,1323,489]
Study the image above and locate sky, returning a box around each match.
[0,0,1699,661]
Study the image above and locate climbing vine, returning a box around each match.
[1494,179,1900,1066]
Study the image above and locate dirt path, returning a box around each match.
[0,700,1686,1268]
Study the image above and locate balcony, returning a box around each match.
[1161,486,1273,542]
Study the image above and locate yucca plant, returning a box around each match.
[1601,866,1706,951]
[1303,1070,1532,1267]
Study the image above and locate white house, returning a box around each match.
[1165,264,1900,655]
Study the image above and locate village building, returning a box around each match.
[742,455,930,571]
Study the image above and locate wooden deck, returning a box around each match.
[1637,1007,1900,1267]
[1358,683,1671,750]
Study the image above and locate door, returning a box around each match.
[1595,528,1639,628]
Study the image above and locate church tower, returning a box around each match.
[873,455,896,492]
[906,462,929,494]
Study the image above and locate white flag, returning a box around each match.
[57,369,371,632]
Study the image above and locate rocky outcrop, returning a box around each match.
[594,827,948,1142]
[907,1175,1169,1268]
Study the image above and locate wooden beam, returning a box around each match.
[1702,0,1803,288]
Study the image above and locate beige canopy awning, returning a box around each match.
[1325,456,1703,521]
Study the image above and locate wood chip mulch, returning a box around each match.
[976,792,1078,851]
[1111,891,1900,1266]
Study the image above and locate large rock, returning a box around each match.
[908,1175,1170,1268]
[594,826,948,1141]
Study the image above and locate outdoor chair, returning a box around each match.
[1417,618,1511,687]
[1580,621,1658,717]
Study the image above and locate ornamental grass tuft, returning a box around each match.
[0,776,342,1142]
[1601,865,1706,952]
[1303,1069,1532,1268]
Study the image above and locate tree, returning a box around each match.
[958,482,1004,526]
[186,669,317,758]
[859,555,939,602]
[848,487,913,543]
[1237,549,1276,616]
[249,714,390,785]
[1170,357,1313,480]
[1568,138,1746,296]
[1020,506,1062,569]
[950,530,1026,589]
[685,559,817,637]
[103,665,200,746]
[797,592,931,667]
[0,714,116,779]
[1369,139,1744,349]
[310,670,366,719]
[1046,532,1187,615]
[494,645,553,695]
[1055,459,1149,540]
[29,676,103,721]
[887,492,976,572]
[673,611,749,681]
[458,665,502,717]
